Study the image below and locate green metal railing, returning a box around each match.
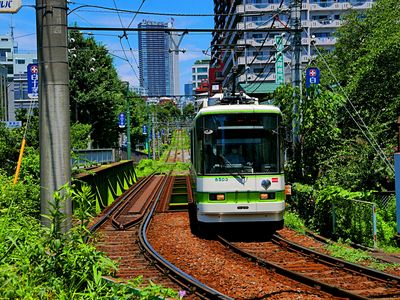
[73,160,137,213]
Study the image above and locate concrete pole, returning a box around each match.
[395,154,400,234]
[152,113,156,160]
[124,82,131,160]
[396,117,400,234]
[36,0,71,231]
[291,0,302,144]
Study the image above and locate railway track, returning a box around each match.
[90,174,229,299]
[217,231,400,299]
[90,170,400,299]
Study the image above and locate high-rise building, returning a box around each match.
[138,20,179,98]
[184,83,194,97]
[210,0,375,96]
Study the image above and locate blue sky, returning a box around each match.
[0,0,214,93]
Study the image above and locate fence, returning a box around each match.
[332,199,377,248]
[71,149,116,167]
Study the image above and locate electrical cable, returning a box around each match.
[112,0,141,83]
[309,38,394,173]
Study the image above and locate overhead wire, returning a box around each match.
[308,34,394,173]
[112,0,142,84]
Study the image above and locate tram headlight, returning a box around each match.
[260,193,275,200]
[209,193,225,201]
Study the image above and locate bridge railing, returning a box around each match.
[71,149,116,167]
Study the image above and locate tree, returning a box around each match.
[323,0,400,151]
[68,30,125,148]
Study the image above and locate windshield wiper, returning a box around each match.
[219,155,246,180]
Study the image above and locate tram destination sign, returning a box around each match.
[0,0,22,13]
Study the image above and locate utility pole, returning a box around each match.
[291,0,302,144]
[152,113,156,160]
[123,81,131,160]
[36,0,71,231]
[395,116,400,235]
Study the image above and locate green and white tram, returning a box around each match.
[189,95,285,234]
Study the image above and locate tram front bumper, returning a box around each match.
[197,201,285,223]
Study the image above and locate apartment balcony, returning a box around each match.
[302,19,344,28]
[236,3,289,14]
[307,1,373,11]
[302,37,337,46]
[236,20,287,31]
[238,73,276,83]
[237,55,291,65]
[237,38,275,48]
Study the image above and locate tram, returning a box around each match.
[189,93,285,234]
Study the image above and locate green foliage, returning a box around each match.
[0,122,20,176]
[325,242,374,265]
[284,211,306,234]
[69,30,125,148]
[135,159,190,178]
[71,122,92,149]
[289,183,398,248]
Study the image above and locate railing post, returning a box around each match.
[332,202,336,235]
[395,153,400,235]
[372,203,377,249]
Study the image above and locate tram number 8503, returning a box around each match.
[215,177,229,182]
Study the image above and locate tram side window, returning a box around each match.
[195,118,203,174]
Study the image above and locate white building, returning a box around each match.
[192,59,210,93]
[211,0,375,95]
[0,34,37,111]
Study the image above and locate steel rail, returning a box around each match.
[217,235,370,300]
[139,179,232,300]
[111,174,159,229]
[272,233,400,285]
[88,175,153,232]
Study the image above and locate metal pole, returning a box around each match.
[395,153,400,234]
[124,82,131,160]
[152,113,156,160]
[372,203,377,249]
[291,0,302,144]
[36,0,71,231]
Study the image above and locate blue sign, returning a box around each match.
[118,113,126,128]
[2,121,22,129]
[27,64,39,99]
[305,67,320,88]
[142,125,147,135]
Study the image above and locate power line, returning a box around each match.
[67,26,291,33]
[67,2,287,18]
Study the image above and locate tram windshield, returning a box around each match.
[199,113,283,175]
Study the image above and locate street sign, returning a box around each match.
[0,0,22,13]
[275,35,285,85]
[142,125,147,135]
[118,113,126,128]
[305,67,320,88]
[27,64,39,99]
[1,121,22,128]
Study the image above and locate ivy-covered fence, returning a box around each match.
[287,184,397,248]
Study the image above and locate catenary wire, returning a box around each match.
[308,35,394,173]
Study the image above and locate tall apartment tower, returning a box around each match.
[138,20,179,97]
[210,0,375,96]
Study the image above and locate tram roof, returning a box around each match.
[195,104,281,119]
